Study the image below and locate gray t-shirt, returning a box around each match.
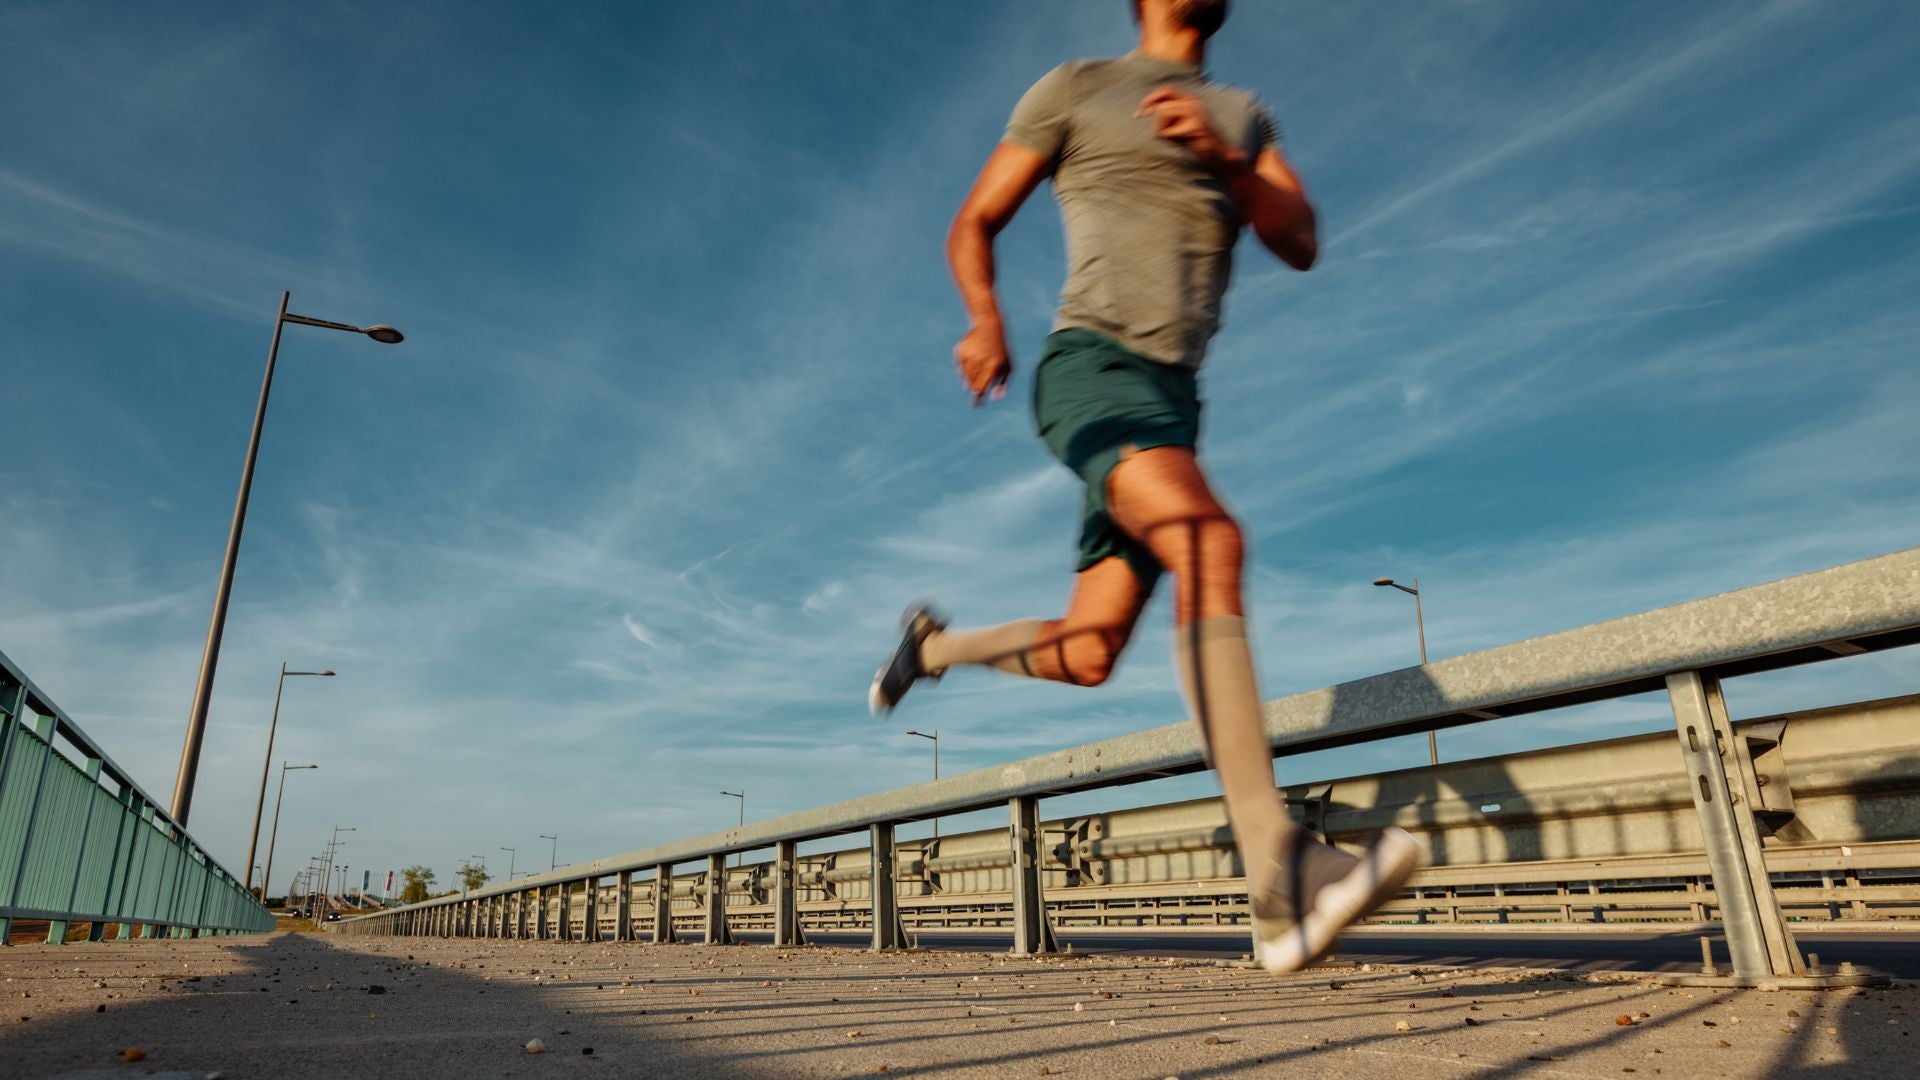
[1005,54,1277,369]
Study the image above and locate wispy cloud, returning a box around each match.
[2,0,1914,883]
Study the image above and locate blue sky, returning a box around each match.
[3,0,1916,894]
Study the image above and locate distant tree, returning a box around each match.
[400,865,436,904]
[459,861,491,892]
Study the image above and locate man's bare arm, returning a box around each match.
[947,142,1053,405]
[1138,88,1318,271]
[1228,148,1317,270]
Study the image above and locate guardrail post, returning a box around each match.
[616,870,633,942]
[870,823,903,951]
[43,752,107,945]
[704,854,731,945]
[1,712,58,946]
[1668,670,1802,978]
[774,839,804,947]
[0,680,25,813]
[93,787,138,942]
[653,865,676,943]
[0,681,25,945]
[1009,795,1059,955]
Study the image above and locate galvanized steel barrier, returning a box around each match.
[0,647,274,943]
[340,548,1920,984]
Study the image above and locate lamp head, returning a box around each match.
[364,325,404,345]
[317,669,336,677]
[1372,578,1395,587]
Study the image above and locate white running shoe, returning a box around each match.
[1252,827,1421,975]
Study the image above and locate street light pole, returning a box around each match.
[719,791,744,865]
[905,729,939,838]
[244,664,333,893]
[260,762,317,906]
[169,292,403,825]
[540,835,558,872]
[501,847,516,882]
[1373,576,1436,764]
[322,826,355,916]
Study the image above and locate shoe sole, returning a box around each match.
[1254,827,1421,975]
[869,602,942,719]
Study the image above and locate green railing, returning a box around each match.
[0,646,274,943]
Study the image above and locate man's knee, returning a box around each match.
[1043,621,1129,686]
[1162,513,1244,620]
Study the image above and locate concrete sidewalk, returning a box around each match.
[0,932,1904,1078]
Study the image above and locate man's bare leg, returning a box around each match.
[919,558,1149,685]
[869,559,1149,716]
[1104,447,1299,898]
[1107,446,1417,973]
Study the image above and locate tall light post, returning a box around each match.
[719,790,744,866]
[501,846,516,882]
[260,762,317,905]
[323,825,355,916]
[244,664,334,893]
[540,834,558,872]
[905,729,939,838]
[169,292,404,825]
[1373,576,1436,764]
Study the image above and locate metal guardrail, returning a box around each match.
[617,692,1920,935]
[339,547,1920,983]
[0,647,274,943]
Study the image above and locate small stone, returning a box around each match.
[96,1004,106,1013]
[848,1030,862,1039]
[1616,1014,1635,1026]
[122,1048,148,1062]
[367,985,386,995]
[1203,1034,1221,1045]
[1395,1020,1411,1032]
[1714,1040,1731,1048]
[581,1047,594,1055]
[1787,1009,1801,1018]
[525,1038,546,1054]
[1073,1002,1083,1012]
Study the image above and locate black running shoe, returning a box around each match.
[868,603,946,718]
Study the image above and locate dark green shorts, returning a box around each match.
[1032,328,1201,584]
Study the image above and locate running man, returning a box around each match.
[870,0,1418,974]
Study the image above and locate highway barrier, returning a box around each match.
[0,648,273,943]
[339,547,1920,985]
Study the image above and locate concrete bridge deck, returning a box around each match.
[1,933,1905,1078]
